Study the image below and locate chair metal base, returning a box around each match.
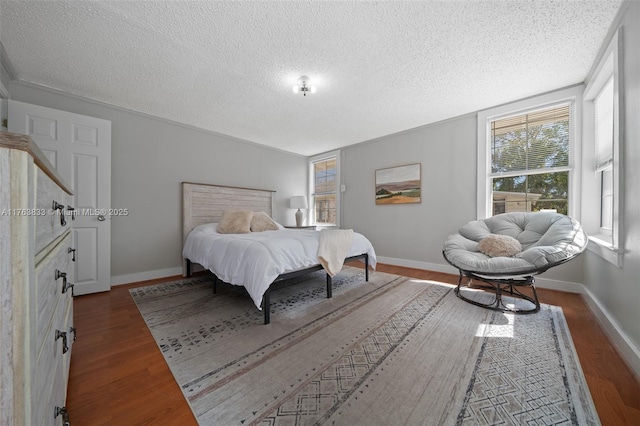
[454,271,540,314]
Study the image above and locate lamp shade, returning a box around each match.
[290,196,308,209]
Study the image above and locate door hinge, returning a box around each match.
[2,118,7,128]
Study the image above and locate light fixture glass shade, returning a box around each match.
[293,75,317,95]
[290,195,308,209]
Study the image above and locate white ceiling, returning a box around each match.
[1,1,622,156]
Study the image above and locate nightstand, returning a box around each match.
[284,225,317,230]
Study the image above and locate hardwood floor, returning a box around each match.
[66,264,640,425]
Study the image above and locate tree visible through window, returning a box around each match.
[490,104,571,215]
[313,157,337,224]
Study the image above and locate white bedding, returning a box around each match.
[182,223,377,309]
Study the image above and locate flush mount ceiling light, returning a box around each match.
[292,75,316,96]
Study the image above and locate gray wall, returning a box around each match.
[582,1,640,367]
[342,115,476,268]
[0,3,10,92]
[0,56,10,95]
[341,114,584,285]
[9,83,307,282]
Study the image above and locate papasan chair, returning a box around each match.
[442,212,588,314]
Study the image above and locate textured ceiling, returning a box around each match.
[0,1,622,156]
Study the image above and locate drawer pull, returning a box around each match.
[55,406,70,426]
[55,270,70,294]
[68,247,76,262]
[55,330,69,354]
[63,280,75,296]
[67,205,76,221]
[52,200,67,226]
[55,270,74,295]
[70,326,77,342]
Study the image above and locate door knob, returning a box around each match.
[97,215,106,221]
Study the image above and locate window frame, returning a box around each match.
[308,150,341,227]
[582,29,624,267]
[477,86,583,221]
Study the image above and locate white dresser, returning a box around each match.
[1,131,76,425]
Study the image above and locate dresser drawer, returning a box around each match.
[34,282,73,426]
[35,289,72,379]
[35,232,72,357]
[36,167,73,255]
[35,349,64,426]
[33,276,75,425]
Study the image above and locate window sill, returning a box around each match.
[586,234,623,267]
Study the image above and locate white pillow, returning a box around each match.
[217,210,252,234]
[197,223,218,233]
[477,234,522,257]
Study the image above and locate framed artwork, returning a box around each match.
[375,163,421,205]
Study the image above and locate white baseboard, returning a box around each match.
[377,256,586,292]
[110,266,183,286]
[376,256,459,275]
[529,277,585,293]
[581,286,640,379]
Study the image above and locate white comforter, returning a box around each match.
[182,223,377,309]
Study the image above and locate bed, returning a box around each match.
[182,182,377,324]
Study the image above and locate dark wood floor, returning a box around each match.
[67,263,640,425]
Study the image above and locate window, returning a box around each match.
[594,77,614,234]
[477,86,582,220]
[583,30,623,266]
[309,151,340,226]
[490,104,571,215]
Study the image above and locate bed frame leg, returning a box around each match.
[365,254,369,281]
[263,289,271,324]
[326,274,333,298]
[213,275,218,294]
[186,259,192,277]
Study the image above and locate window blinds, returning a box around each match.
[594,77,614,171]
[490,104,570,176]
[313,158,337,194]
[312,157,337,225]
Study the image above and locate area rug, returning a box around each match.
[130,267,600,425]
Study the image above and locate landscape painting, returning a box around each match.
[375,163,421,205]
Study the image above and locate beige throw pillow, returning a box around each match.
[217,210,252,234]
[250,211,279,232]
[477,234,522,257]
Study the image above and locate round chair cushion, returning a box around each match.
[443,212,588,276]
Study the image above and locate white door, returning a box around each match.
[9,100,111,295]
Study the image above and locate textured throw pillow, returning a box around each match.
[250,211,279,232]
[477,234,522,257]
[217,210,252,234]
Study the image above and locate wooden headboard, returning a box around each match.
[182,182,276,243]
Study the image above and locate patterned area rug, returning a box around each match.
[130,267,599,425]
